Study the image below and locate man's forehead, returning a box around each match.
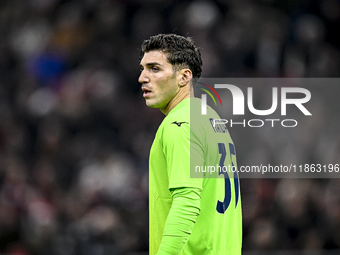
[140,50,169,65]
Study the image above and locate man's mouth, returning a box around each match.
[142,87,152,97]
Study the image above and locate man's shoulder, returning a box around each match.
[165,111,190,126]
[161,113,190,133]
[159,97,220,134]
[163,99,191,125]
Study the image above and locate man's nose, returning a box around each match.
[138,69,148,83]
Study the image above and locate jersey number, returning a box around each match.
[216,143,240,214]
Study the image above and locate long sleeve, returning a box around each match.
[156,187,201,255]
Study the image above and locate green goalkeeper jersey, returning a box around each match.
[149,97,242,255]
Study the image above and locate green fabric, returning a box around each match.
[149,98,242,255]
[157,187,201,255]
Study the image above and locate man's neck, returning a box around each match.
[161,86,193,116]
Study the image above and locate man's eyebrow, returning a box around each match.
[140,62,163,68]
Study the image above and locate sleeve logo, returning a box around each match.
[171,121,188,127]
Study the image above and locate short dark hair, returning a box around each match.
[140,34,202,78]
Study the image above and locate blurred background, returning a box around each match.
[0,0,339,254]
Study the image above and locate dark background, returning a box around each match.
[0,0,339,254]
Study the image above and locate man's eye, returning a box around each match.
[152,67,159,72]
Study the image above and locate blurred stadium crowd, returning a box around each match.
[0,0,339,254]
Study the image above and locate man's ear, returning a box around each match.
[178,69,193,87]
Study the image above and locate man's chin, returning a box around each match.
[146,102,167,112]
[145,101,159,108]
